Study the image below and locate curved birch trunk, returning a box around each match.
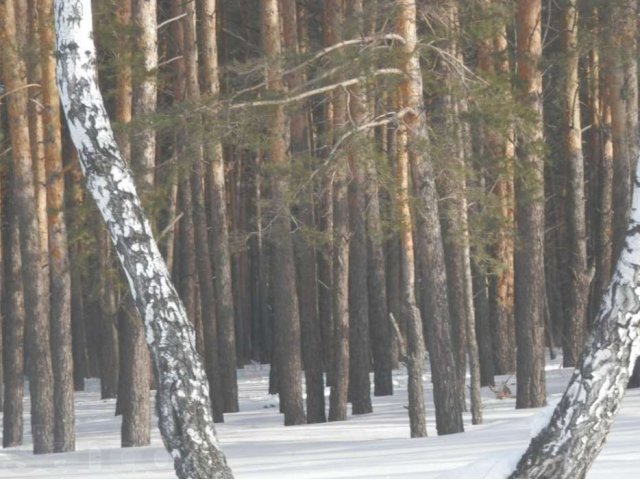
[53,0,232,477]
[510,157,640,477]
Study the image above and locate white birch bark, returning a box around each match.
[53,1,232,477]
[511,154,640,477]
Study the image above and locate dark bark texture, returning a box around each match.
[514,0,546,409]
[3,206,25,448]
[1,0,55,453]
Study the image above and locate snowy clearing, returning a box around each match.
[2,354,639,478]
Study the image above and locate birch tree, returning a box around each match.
[53,0,232,477]
[510,152,640,478]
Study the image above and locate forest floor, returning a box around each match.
[2,352,640,478]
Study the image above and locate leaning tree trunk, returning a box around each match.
[510,153,640,479]
[53,1,232,477]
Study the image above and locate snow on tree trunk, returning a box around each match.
[510,155,640,478]
[53,1,233,477]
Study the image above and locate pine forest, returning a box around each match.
[1,0,640,478]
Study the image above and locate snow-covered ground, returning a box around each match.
[2,354,640,478]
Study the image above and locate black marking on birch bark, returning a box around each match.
[53,1,232,478]
[510,164,640,477]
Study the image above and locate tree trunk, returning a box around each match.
[396,0,463,435]
[327,0,350,423]
[396,114,426,438]
[198,0,239,414]
[476,5,516,375]
[26,0,52,319]
[180,0,226,423]
[178,178,203,353]
[347,130,373,415]
[98,234,119,399]
[0,157,2,417]
[292,191,326,422]
[0,107,3,416]
[131,0,156,193]
[260,0,306,426]
[54,1,232,476]
[120,299,151,447]
[472,262,495,386]
[592,10,614,320]
[561,0,591,368]
[606,0,637,266]
[2,200,25,447]
[461,184,482,424]
[318,107,334,381]
[1,0,55,453]
[366,143,393,396]
[68,148,89,391]
[366,88,393,396]
[346,0,372,416]
[279,0,326,424]
[118,0,156,447]
[39,0,75,452]
[431,0,471,412]
[514,0,546,409]
[510,155,640,479]
[192,153,226,423]
[168,0,201,354]
[385,122,401,370]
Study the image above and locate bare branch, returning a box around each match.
[160,212,185,239]
[228,68,404,109]
[389,313,407,361]
[157,55,183,69]
[229,34,406,101]
[0,83,41,103]
[156,12,187,30]
[286,33,405,78]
